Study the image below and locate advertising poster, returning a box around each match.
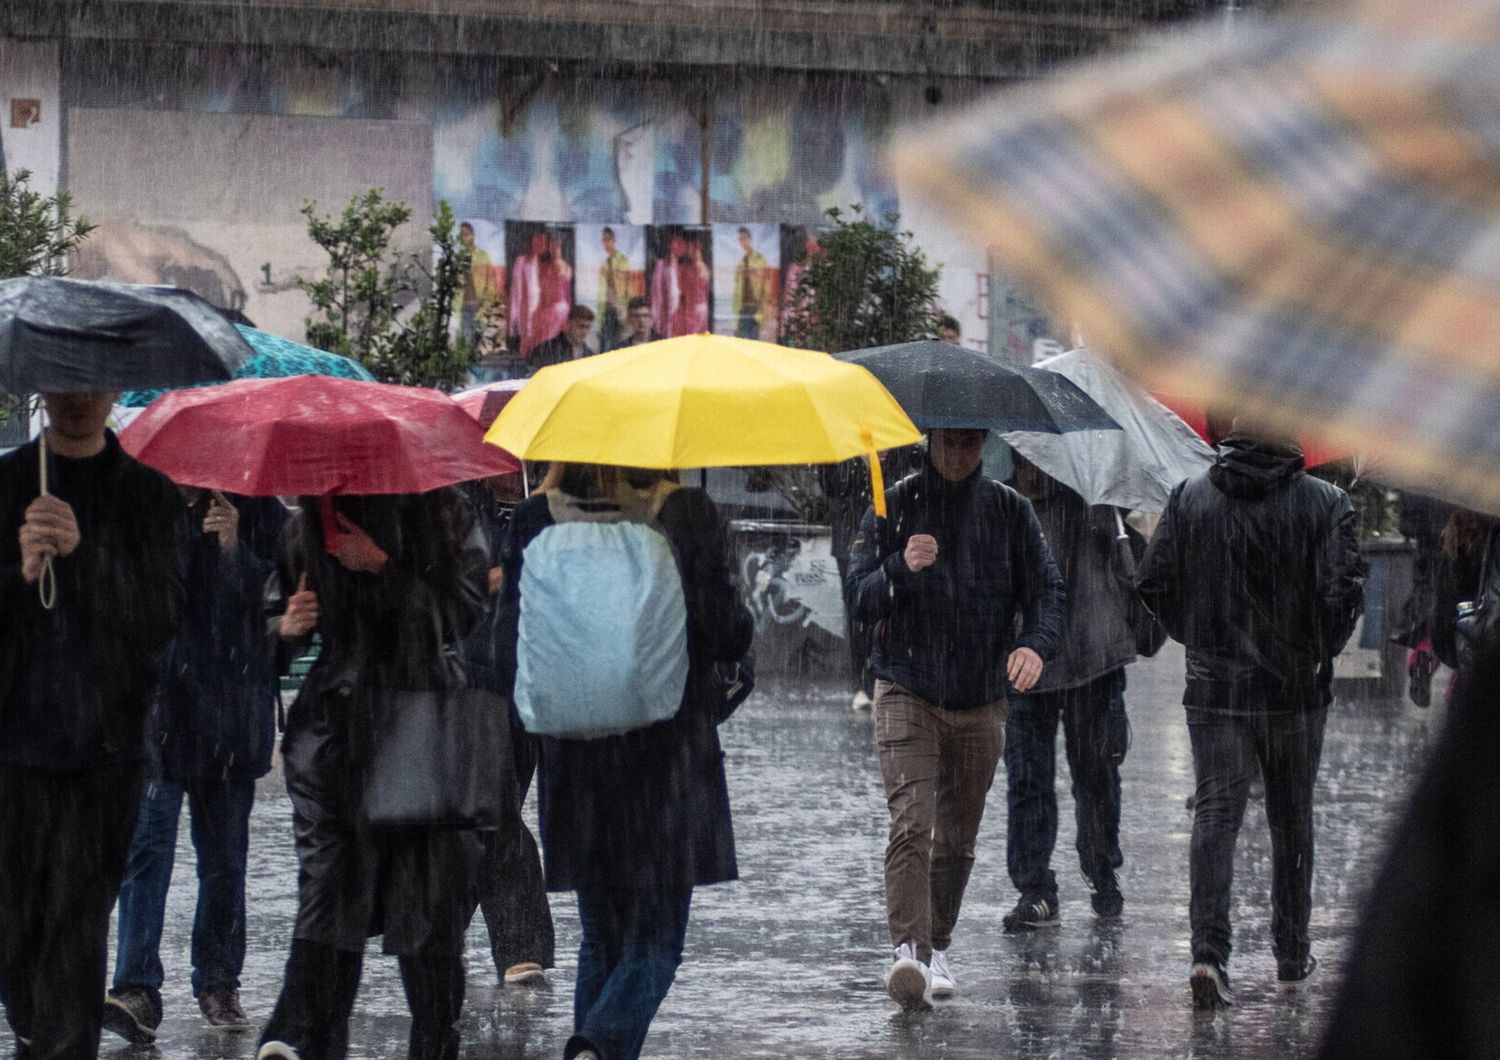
[575,223,646,351]
[505,221,576,359]
[713,223,781,341]
[646,224,713,339]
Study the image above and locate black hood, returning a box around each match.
[1209,432,1306,500]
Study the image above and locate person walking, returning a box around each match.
[104,489,288,1045]
[0,391,185,1057]
[847,428,1065,1009]
[496,464,753,1060]
[456,476,555,990]
[1137,423,1364,1009]
[1001,455,1141,931]
[256,490,490,1060]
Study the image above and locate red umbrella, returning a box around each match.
[1150,391,1344,470]
[119,375,518,496]
[454,378,527,428]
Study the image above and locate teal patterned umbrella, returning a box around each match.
[120,325,374,406]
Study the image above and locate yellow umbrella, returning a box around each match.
[485,334,922,515]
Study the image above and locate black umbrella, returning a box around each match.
[840,340,1119,433]
[0,276,253,394]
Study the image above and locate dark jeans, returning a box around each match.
[567,880,693,1060]
[1187,705,1329,969]
[472,716,554,974]
[1005,670,1129,901]
[0,762,144,1059]
[260,939,464,1060]
[113,775,256,999]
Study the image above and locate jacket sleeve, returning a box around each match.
[1317,492,1367,659]
[1136,483,1187,642]
[1011,494,1066,660]
[846,501,917,623]
[659,489,754,666]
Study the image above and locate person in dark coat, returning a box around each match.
[495,464,754,1060]
[256,490,490,1060]
[105,490,288,1044]
[1137,428,1364,1008]
[456,475,555,988]
[1002,456,1139,931]
[0,392,185,1058]
[846,428,1066,1009]
[1318,630,1500,1059]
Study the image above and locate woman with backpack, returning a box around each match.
[495,463,755,1060]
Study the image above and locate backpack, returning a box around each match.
[513,487,690,739]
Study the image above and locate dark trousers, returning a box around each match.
[1187,705,1329,968]
[0,762,144,1059]
[473,716,555,974]
[568,879,693,1060]
[113,775,256,999]
[1005,670,1129,901]
[260,939,464,1060]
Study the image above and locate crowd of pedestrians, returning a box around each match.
[18,379,1494,1060]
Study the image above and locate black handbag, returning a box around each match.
[1455,527,1500,673]
[362,687,509,830]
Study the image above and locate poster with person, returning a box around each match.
[505,221,576,359]
[576,223,646,352]
[779,223,821,339]
[456,218,505,350]
[713,223,780,342]
[646,225,713,339]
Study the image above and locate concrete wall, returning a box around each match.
[0,39,61,196]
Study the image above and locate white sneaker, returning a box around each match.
[885,942,932,1011]
[257,1043,303,1060]
[851,690,873,711]
[930,949,956,998]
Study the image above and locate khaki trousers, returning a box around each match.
[876,681,1006,962]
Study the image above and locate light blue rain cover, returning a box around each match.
[515,521,690,739]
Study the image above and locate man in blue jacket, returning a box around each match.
[848,428,1065,1010]
[105,489,287,1044]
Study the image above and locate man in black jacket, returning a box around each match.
[848,428,1065,1010]
[0,391,185,1056]
[1138,427,1364,1009]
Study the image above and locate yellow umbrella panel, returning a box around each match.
[485,334,922,514]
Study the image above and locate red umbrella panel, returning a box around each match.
[119,375,519,497]
[1149,391,1343,470]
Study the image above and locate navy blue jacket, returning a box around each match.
[151,494,287,781]
[847,464,1066,709]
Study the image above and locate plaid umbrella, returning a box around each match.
[120,325,374,406]
[892,0,1500,511]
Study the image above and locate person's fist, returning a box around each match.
[903,534,939,573]
[279,573,320,638]
[1008,647,1044,693]
[203,491,239,553]
[18,523,57,584]
[23,495,80,558]
[332,514,389,574]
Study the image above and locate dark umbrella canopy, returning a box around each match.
[0,276,252,393]
[841,340,1119,433]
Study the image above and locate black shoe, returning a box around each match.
[1091,887,1124,919]
[1277,954,1319,992]
[103,987,161,1045]
[1190,961,1233,1009]
[1409,652,1437,708]
[1002,895,1059,932]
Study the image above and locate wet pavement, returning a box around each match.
[77,643,1440,1060]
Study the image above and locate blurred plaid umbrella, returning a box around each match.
[120,325,374,406]
[892,0,1500,512]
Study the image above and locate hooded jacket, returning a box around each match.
[1137,434,1365,710]
[846,463,1066,709]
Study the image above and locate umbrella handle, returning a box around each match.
[37,422,56,611]
[1113,507,1129,542]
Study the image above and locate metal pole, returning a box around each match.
[699,91,712,226]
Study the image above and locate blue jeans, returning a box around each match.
[113,776,256,998]
[567,880,693,1060]
[1004,670,1129,901]
[1187,705,1328,969]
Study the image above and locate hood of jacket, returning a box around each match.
[1209,433,1306,500]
